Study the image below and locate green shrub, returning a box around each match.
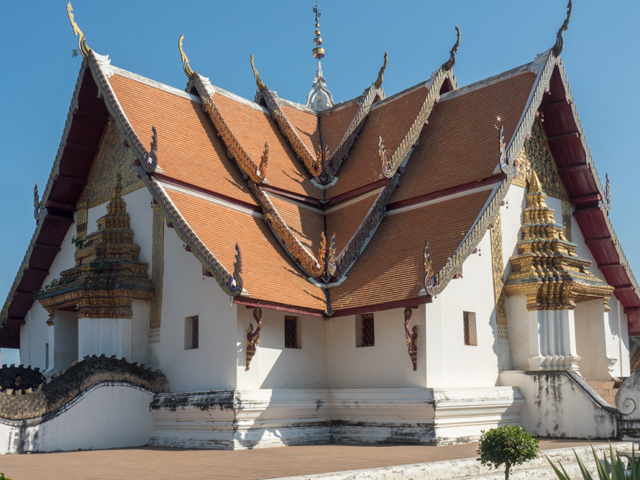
[477,425,539,479]
[548,444,639,479]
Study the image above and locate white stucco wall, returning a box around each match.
[237,308,328,389]
[0,383,154,454]
[158,222,238,392]
[326,306,426,389]
[425,232,503,388]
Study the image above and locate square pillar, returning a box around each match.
[527,309,580,371]
[78,318,132,360]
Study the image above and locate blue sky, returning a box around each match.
[0,1,638,361]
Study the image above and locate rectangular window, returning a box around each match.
[463,311,477,346]
[185,315,199,350]
[356,313,375,347]
[284,316,300,349]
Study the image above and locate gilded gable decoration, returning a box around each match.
[512,119,569,201]
[37,173,154,319]
[66,3,91,59]
[78,122,144,209]
[490,211,509,343]
[404,308,418,371]
[245,307,262,370]
[552,1,573,57]
[504,172,613,311]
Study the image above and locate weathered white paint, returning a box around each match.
[528,308,580,371]
[501,370,618,439]
[78,317,132,360]
[158,221,238,392]
[425,233,503,388]
[0,383,154,454]
[48,310,77,373]
[237,308,328,390]
[326,306,425,389]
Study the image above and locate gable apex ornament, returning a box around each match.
[67,2,92,59]
[178,34,195,80]
[306,3,334,111]
[441,26,461,71]
[374,52,388,90]
[552,0,572,57]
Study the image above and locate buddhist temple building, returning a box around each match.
[0,2,639,452]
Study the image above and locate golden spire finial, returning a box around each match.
[312,2,326,60]
[250,54,266,92]
[528,171,543,194]
[178,35,195,79]
[552,0,573,57]
[441,26,461,71]
[374,52,388,90]
[67,2,92,58]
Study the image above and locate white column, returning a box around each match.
[78,318,132,360]
[528,309,580,371]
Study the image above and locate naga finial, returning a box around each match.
[441,26,461,71]
[259,141,269,179]
[374,52,388,90]
[33,183,41,221]
[178,35,195,79]
[142,126,158,172]
[250,54,266,92]
[424,241,436,293]
[605,173,612,209]
[67,2,92,58]
[552,0,573,57]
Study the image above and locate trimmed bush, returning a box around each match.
[477,425,539,479]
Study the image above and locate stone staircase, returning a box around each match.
[586,379,621,407]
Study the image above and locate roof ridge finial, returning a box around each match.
[250,54,266,92]
[374,52,388,90]
[312,2,325,62]
[441,26,461,71]
[67,2,92,58]
[178,35,195,79]
[552,0,572,57]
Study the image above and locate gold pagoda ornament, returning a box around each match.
[37,173,154,319]
[504,172,613,311]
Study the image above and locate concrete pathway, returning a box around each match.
[0,439,602,480]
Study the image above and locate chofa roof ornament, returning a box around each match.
[178,34,195,80]
[552,0,572,57]
[374,52,388,90]
[441,26,461,71]
[67,2,92,58]
[250,54,266,93]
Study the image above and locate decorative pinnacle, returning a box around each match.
[552,0,573,57]
[250,54,266,92]
[178,35,195,79]
[374,52,388,90]
[67,2,92,58]
[441,26,461,71]
[312,2,325,60]
[528,171,543,194]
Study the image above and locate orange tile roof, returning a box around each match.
[164,187,327,310]
[326,190,381,255]
[319,102,360,158]
[212,92,323,200]
[331,189,492,311]
[266,192,324,255]
[109,74,256,206]
[390,71,537,203]
[280,104,321,159]
[326,85,430,199]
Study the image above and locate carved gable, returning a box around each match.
[512,119,569,201]
[78,121,144,209]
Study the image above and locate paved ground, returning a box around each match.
[0,439,601,480]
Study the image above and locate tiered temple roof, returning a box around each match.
[1,2,638,347]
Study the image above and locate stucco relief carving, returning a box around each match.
[149,202,164,343]
[490,211,509,343]
[512,119,569,201]
[78,122,144,208]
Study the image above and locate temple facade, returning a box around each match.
[0,2,639,453]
